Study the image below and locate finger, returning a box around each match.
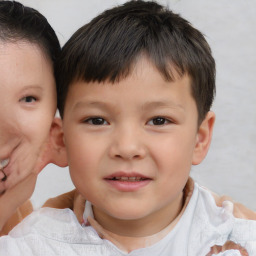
[0,175,7,194]
[73,192,86,224]
[2,148,48,190]
[3,173,37,204]
[0,173,37,232]
[1,153,37,187]
[3,169,30,190]
[0,182,6,195]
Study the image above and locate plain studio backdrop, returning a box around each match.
[17,0,256,210]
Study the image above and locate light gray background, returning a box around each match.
[18,0,256,210]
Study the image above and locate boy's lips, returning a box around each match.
[104,172,152,192]
[104,171,151,180]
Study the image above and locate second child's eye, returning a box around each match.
[147,117,171,126]
[19,96,37,103]
[84,117,108,125]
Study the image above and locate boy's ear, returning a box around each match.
[48,117,68,167]
[192,111,215,165]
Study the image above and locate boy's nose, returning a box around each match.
[108,126,146,160]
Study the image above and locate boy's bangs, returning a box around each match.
[74,51,184,85]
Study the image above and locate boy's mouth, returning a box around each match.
[107,176,149,182]
[104,172,151,191]
[104,172,151,182]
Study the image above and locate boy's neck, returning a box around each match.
[93,192,183,236]
[86,179,194,252]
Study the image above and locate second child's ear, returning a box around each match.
[48,117,68,167]
[192,111,215,165]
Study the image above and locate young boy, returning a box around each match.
[1,1,256,255]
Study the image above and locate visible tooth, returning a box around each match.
[128,177,137,181]
[120,177,129,181]
[0,159,9,169]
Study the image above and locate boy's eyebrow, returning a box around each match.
[142,101,185,111]
[72,100,185,112]
[72,101,111,111]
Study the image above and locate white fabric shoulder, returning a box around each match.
[0,208,106,256]
[192,184,256,256]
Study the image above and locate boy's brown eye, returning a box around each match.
[85,117,107,125]
[153,117,166,125]
[92,118,105,125]
[149,117,170,126]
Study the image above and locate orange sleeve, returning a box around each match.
[43,189,76,209]
[1,189,85,236]
[0,200,33,236]
[43,189,85,224]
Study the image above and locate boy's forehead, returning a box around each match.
[61,56,195,119]
[65,67,193,113]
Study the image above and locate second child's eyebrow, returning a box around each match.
[18,85,43,95]
[18,85,44,92]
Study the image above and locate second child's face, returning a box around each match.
[62,58,213,235]
[0,42,56,187]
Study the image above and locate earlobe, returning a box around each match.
[49,117,68,167]
[192,111,215,165]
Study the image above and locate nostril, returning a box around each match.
[109,138,146,160]
[114,153,143,160]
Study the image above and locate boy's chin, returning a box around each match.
[95,202,157,222]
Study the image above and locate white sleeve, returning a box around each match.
[0,235,23,255]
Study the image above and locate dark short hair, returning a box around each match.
[56,0,215,123]
[0,0,60,67]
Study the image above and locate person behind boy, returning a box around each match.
[0,0,82,235]
[1,1,256,255]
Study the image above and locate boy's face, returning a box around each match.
[62,58,214,234]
